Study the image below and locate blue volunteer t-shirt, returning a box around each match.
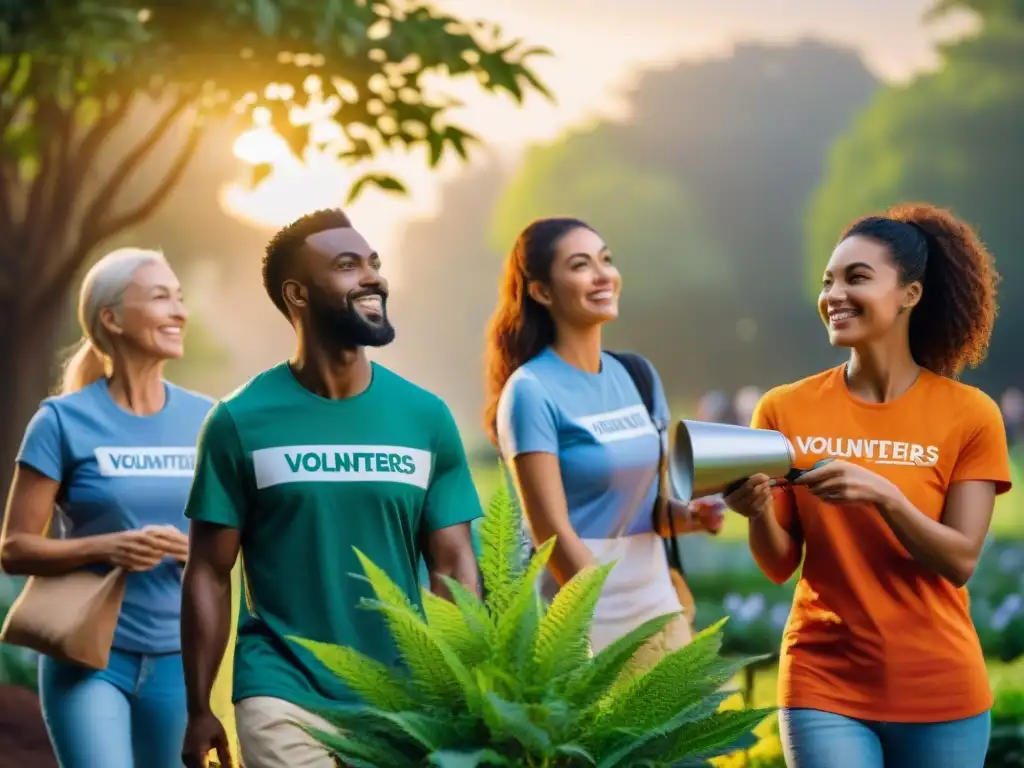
[496,347,670,540]
[16,380,213,654]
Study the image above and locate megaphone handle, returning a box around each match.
[781,459,835,484]
[724,478,747,495]
[725,460,835,496]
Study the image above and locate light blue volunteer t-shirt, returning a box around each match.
[16,380,213,655]
[496,347,670,541]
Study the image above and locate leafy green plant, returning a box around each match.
[0,574,37,691]
[291,487,774,767]
[989,664,1024,767]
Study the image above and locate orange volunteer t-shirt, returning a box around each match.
[752,365,1011,723]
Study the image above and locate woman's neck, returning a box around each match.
[551,324,603,374]
[847,338,920,403]
[291,334,372,400]
[107,355,167,416]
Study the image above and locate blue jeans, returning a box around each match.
[39,649,187,768]
[780,707,991,768]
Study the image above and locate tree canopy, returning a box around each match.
[805,1,1024,390]
[0,1,549,284]
[0,0,552,498]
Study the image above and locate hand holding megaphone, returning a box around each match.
[720,460,837,519]
[790,458,896,506]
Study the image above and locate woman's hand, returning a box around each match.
[147,525,190,563]
[723,473,774,520]
[103,525,189,571]
[792,459,898,506]
[664,497,725,535]
[689,496,726,535]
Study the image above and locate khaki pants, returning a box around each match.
[235,696,340,768]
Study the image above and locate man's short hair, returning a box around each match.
[262,208,353,317]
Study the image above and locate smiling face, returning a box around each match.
[818,235,922,349]
[288,226,395,348]
[529,226,621,328]
[101,260,188,361]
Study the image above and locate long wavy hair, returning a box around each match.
[483,217,593,446]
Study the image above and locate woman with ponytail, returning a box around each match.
[723,203,1007,767]
[484,218,723,666]
[0,248,214,767]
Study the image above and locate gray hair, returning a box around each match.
[61,247,168,394]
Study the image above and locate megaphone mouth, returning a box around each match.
[668,419,797,502]
[670,421,697,502]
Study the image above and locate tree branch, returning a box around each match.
[0,157,13,238]
[26,65,85,262]
[90,120,202,244]
[0,49,23,100]
[0,57,38,139]
[22,98,63,246]
[67,89,135,191]
[78,95,194,244]
[29,114,203,313]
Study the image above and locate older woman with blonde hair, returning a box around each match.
[0,247,214,768]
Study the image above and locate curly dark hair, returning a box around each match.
[483,217,593,446]
[262,208,352,317]
[841,202,1000,378]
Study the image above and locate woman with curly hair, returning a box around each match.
[724,203,1008,768]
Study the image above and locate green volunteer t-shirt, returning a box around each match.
[185,362,483,711]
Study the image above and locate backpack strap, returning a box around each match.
[605,351,686,581]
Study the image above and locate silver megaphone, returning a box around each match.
[669,419,818,502]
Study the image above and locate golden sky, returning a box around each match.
[204,0,978,412]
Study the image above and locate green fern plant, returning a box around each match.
[290,484,774,767]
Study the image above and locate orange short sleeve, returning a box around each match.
[750,393,798,535]
[951,391,1012,495]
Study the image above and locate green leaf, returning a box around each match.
[422,588,489,666]
[318,706,465,753]
[533,562,615,681]
[440,574,497,645]
[362,599,480,710]
[556,743,597,765]
[288,637,416,711]
[354,548,424,618]
[303,723,417,767]
[353,549,479,708]
[429,748,512,768]
[561,612,680,708]
[481,693,551,753]
[592,619,738,732]
[346,173,409,204]
[648,708,775,764]
[444,124,476,161]
[252,0,281,35]
[493,536,553,679]
[479,482,523,616]
[428,129,446,167]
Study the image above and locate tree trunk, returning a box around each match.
[0,290,69,515]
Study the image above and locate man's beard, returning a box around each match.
[307,286,396,349]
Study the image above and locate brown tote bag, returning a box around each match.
[0,411,129,670]
[1,566,127,670]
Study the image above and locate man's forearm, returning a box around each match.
[430,550,481,600]
[181,562,232,716]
